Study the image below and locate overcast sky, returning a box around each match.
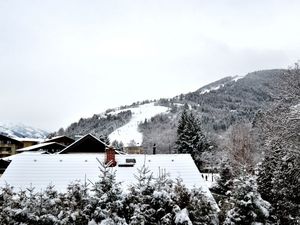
[1,0,300,131]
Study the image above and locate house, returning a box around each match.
[0,134,23,158]
[58,134,108,154]
[43,135,75,146]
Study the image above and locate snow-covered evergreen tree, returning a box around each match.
[59,181,90,225]
[89,160,126,225]
[125,165,156,225]
[0,184,17,225]
[224,175,271,225]
[151,169,174,224]
[99,134,110,145]
[175,108,209,169]
[188,188,219,225]
[212,162,234,197]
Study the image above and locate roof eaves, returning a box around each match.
[16,142,65,152]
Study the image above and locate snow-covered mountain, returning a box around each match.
[0,122,48,139]
[197,75,244,94]
[56,69,288,153]
[108,103,169,146]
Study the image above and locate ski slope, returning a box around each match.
[109,103,169,146]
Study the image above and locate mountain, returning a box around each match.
[108,102,169,147]
[0,122,49,139]
[55,69,287,153]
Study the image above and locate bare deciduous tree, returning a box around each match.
[223,123,258,175]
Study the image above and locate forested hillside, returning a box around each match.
[52,110,132,140]
[55,69,287,154]
[139,69,285,153]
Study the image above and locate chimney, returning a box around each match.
[153,143,156,155]
[105,147,117,167]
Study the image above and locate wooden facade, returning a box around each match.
[19,140,39,148]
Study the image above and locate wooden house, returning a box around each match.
[0,134,23,158]
[59,134,107,154]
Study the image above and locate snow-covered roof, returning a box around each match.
[43,135,75,144]
[16,142,65,152]
[1,151,47,161]
[15,138,44,143]
[0,153,213,199]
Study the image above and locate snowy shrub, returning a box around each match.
[0,164,221,225]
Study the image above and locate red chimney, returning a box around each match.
[105,147,117,167]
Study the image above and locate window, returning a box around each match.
[126,158,136,163]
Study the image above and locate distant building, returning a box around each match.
[124,146,144,154]
[0,135,23,158]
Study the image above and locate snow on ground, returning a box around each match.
[201,173,219,188]
[232,75,245,82]
[200,75,245,95]
[200,85,223,94]
[109,103,169,146]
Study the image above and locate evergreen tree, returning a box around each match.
[210,162,234,224]
[99,134,110,145]
[172,178,191,210]
[175,108,208,169]
[151,170,174,224]
[212,162,234,197]
[0,184,17,225]
[224,175,271,225]
[60,181,90,225]
[125,165,156,225]
[89,160,126,224]
[188,188,218,225]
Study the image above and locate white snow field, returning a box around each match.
[108,102,169,146]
